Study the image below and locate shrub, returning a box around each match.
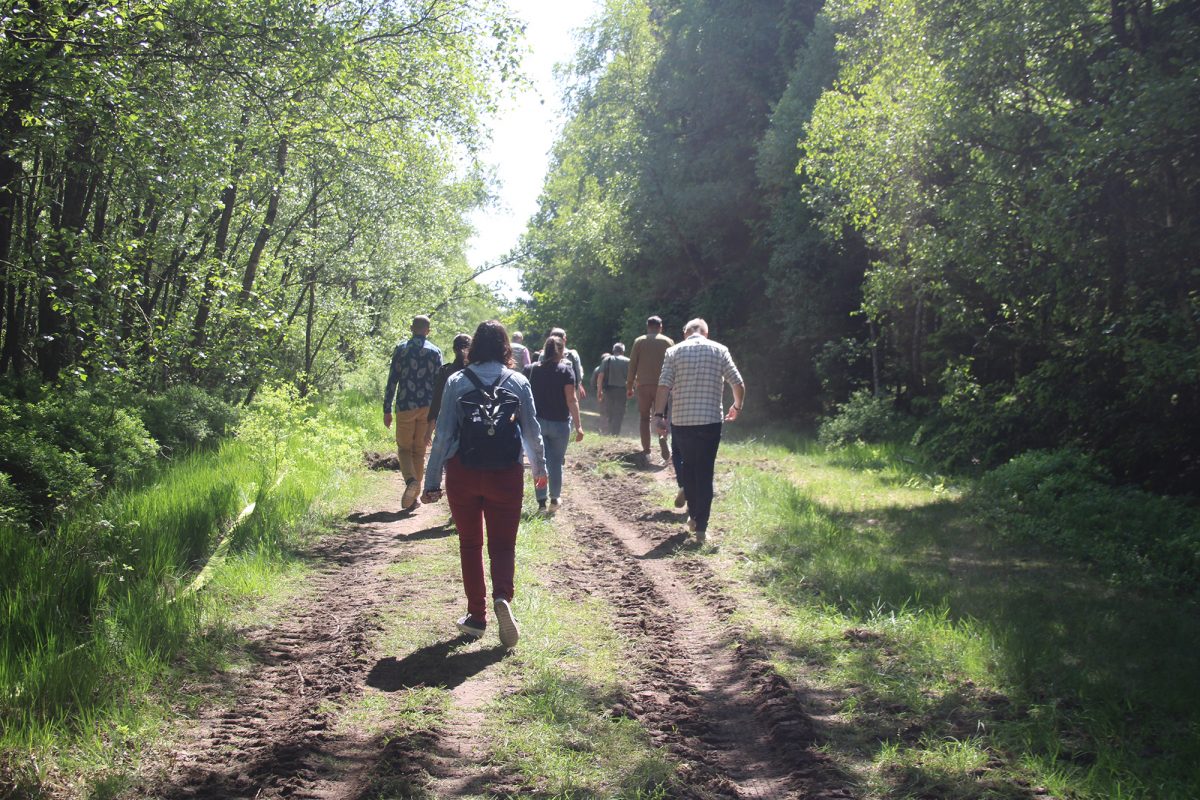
[818,389,908,447]
[977,449,1200,593]
[0,389,158,526]
[35,392,158,485]
[138,384,240,456]
[909,360,1031,472]
[0,397,99,524]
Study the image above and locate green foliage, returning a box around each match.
[818,388,909,447]
[0,388,376,793]
[0,0,518,395]
[137,384,240,456]
[803,0,1200,490]
[236,382,309,489]
[518,0,832,413]
[0,388,159,525]
[977,450,1200,594]
[719,437,1200,799]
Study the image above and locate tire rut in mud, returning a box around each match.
[557,444,854,799]
[147,499,421,800]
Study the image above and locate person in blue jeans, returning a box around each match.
[527,335,584,512]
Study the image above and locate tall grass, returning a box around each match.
[713,438,1200,800]
[0,387,379,795]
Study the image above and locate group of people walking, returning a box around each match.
[383,314,744,648]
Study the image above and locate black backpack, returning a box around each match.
[456,368,523,469]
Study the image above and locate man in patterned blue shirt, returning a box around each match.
[384,315,443,509]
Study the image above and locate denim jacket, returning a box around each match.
[423,362,547,492]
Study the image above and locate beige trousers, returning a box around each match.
[394,407,430,485]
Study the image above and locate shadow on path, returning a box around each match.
[638,530,691,560]
[366,638,506,692]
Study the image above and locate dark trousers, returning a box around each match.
[445,456,524,621]
[671,422,722,532]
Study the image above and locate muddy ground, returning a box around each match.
[136,443,855,799]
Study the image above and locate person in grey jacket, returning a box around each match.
[422,320,548,648]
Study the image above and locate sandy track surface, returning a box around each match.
[139,446,852,799]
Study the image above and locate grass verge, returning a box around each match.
[0,387,389,799]
[703,435,1200,800]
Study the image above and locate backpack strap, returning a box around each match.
[462,367,487,392]
[462,367,511,391]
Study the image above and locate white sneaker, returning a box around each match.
[494,598,520,648]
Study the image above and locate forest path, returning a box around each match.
[138,444,850,799]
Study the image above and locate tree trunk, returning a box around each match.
[239,137,288,304]
[189,180,238,355]
[38,124,96,381]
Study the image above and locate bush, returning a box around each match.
[977,449,1200,593]
[0,389,159,526]
[138,384,240,456]
[818,389,909,447]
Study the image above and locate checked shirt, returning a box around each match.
[658,334,743,427]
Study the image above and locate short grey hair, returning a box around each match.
[512,331,524,343]
[613,342,625,355]
[683,318,708,337]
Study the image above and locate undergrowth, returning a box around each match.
[714,437,1200,800]
[0,385,381,798]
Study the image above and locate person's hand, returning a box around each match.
[574,427,585,443]
[424,426,434,446]
[597,389,604,402]
[654,415,669,435]
[578,386,588,400]
[420,489,443,504]
[724,404,741,422]
[384,412,392,429]
[626,387,634,399]
[534,475,548,490]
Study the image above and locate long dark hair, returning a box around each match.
[541,335,564,365]
[466,320,513,367]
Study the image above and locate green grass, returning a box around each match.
[340,476,674,799]
[486,501,675,798]
[0,389,383,798]
[707,435,1200,799]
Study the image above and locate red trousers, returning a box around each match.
[445,456,524,621]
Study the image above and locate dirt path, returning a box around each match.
[141,447,852,799]
[140,474,510,800]
[555,446,852,799]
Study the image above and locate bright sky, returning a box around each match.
[466,0,602,300]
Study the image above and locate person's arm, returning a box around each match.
[426,366,450,442]
[514,377,548,480]
[725,382,745,422]
[565,383,585,442]
[652,349,674,434]
[383,345,401,427]
[721,349,745,422]
[570,350,587,400]
[421,373,463,501]
[626,339,640,397]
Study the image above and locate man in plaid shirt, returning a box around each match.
[652,318,745,544]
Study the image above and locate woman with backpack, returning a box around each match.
[421,320,548,647]
[527,334,585,513]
